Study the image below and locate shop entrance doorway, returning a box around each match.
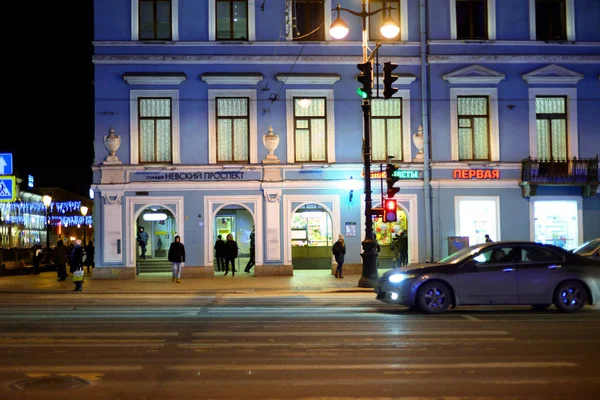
[372,203,408,269]
[136,206,177,274]
[214,206,255,274]
[291,204,333,270]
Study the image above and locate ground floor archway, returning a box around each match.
[291,203,334,270]
[214,206,255,274]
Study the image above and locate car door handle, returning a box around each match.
[503,268,515,272]
[548,265,562,269]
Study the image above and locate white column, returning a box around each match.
[102,193,123,263]
[263,189,282,261]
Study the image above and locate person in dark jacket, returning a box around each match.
[168,235,185,283]
[84,241,95,274]
[53,240,68,281]
[244,226,256,273]
[397,230,408,267]
[32,244,43,275]
[72,239,85,292]
[214,235,226,272]
[332,234,346,279]
[224,233,238,277]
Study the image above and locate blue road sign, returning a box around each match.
[0,153,13,175]
[0,176,15,202]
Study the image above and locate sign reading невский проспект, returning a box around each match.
[131,171,261,182]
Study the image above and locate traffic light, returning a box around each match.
[356,61,373,99]
[385,163,400,198]
[384,198,397,222]
[383,61,398,100]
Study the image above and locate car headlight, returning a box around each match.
[388,273,415,283]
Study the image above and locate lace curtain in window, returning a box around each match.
[217,98,249,162]
[458,97,489,160]
[294,98,326,162]
[372,99,402,162]
[536,97,567,161]
[139,98,172,163]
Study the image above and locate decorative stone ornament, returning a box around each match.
[412,125,424,162]
[262,126,280,164]
[103,127,122,165]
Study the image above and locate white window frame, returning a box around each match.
[208,89,258,164]
[454,196,501,244]
[450,0,496,41]
[131,0,179,41]
[450,88,499,162]
[285,89,335,164]
[528,87,578,160]
[130,89,180,165]
[208,0,256,41]
[286,0,332,41]
[367,0,409,41]
[529,196,583,247]
[371,90,412,163]
[529,0,575,41]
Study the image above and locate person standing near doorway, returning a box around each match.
[53,240,68,281]
[332,234,346,279]
[398,230,408,267]
[485,234,493,243]
[168,235,185,283]
[137,227,149,260]
[214,235,226,272]
[224,233,238,277]
[32,244,43,275]
[244,226,255,273]
[72,240,85,292]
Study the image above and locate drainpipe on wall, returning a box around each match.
[420,0,433,262]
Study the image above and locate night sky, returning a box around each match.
[5,2,94,197]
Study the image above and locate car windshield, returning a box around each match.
[438,244,485,264]
[572,239,600,256]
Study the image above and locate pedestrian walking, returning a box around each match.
[398,230,408,267]
[137,226,149,260]
[244,225,256,273]
[332,234,346,279]
[224,233,238,277]
[168,235,185,283]
[32,244,43,275]
[53,240,68,281]
[214,234,226,272]
[71,239,85,292]
[84,241,95,274]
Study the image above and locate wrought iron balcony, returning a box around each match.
[520,155,599,198]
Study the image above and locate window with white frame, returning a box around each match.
[216,0,249,40]
[529,0,575,41]
[286,89,335,163]
[132,0,179,41]
[528,88,578,160]
[138,98,172,163]
[208,89,258,164]
[457,96,490,161]
[455,196,500,246]
[216,97,250,162]
[291,0,327,41]
[450,88,499,162]
[371,98,403,162]
[450,0,496,40]
[535,96,568,161]
[130,90,180,165]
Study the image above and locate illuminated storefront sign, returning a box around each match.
[364,170,422,179]
[453,169,500,179]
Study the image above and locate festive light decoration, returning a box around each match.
[2,215,93,226]
[1,201,84,215]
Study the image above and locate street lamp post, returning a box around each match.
[330,1,399,288]
[80,206,88,244]
[42,195,52,258]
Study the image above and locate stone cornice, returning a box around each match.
[200,73,264,85]
[122,72,187,85]
[275,73,341,85]
[522,64,584,84]
[443,65,505,84]
[93,40,421,47]
[92,55,421,65]
[429,55,600,64]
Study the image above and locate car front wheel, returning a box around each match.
[416,281,452,314]
[554,281,587,313]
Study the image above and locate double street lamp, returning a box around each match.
[329,1,400,288]
[42,195,52,253]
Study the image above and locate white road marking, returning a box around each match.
[192,330,508,336]
[0,365,143,372]
[0,343,165,348]
[0,332,178,337]
[462,315,482,321]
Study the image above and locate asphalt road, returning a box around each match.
[0,293,599,400]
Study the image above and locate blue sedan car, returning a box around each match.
[375,241,600,314]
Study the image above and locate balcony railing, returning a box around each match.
[520,155,599,198]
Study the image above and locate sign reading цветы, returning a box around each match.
[453,169,500,179]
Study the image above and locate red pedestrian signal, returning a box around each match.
[384,199,397,222]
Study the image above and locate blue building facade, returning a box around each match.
[92,0,599,279]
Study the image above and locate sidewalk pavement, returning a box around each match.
[0,269,380,295]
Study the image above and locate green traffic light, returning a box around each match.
[356,87,368,99]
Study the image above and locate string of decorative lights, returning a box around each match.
[0,201,85,215]
[4,215,93,226]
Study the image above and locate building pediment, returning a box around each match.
[522,64,584,84]
[122,72,187,85]
[442,65,505,84]
[200,73,264,85]
[275,73,341,85]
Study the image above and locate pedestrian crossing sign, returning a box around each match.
[0,176,15,202]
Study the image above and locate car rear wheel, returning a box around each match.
[416,281,452,314]
[531,304,551,311]
[554,281,587,313]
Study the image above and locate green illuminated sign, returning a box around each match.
[392,170,421,179]
[356,87,368,99]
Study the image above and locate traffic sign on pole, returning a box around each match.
[0,176,16,202]
[0,153,13,175]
